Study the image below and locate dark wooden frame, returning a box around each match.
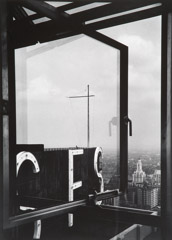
[161,12,172,239]
[1,13,129,230]
[84,30,128,193]
[11,0,163,49]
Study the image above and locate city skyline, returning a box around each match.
[103,152,161,211]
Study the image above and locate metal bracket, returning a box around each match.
[124,116,132,136]
[88,189,122,205]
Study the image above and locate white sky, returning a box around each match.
[15,16,161,152]
[100,16,161,152]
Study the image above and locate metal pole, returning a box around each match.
[68,86,94,148]
[161,12,172,240]
[87,85,90,148]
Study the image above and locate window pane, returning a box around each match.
[101,16,161,215]
[15,35,120,149]
[15,34,120,214]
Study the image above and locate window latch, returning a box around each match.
[124,116,132,136]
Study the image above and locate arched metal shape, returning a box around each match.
[16,151,40,176]
[16,151,41,239]
[94,147,104,205]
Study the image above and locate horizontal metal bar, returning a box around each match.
[77,206,161,227]
[24,0,162,3]
[8,200,87,229]
[18,195,66,208]
[11,2,89,24]
[57,2,91,12]
[85,5,162,30]
[68,95,95,98]
[101,205,155,214]
[12,4,163,49]
[19,0,124,2]
[21,0,59,20]
[94,190,122,202]
[70,0,161,23]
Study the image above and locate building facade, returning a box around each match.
[132,160,146,185]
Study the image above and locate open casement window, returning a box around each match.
[2,29,129,229]
[1,0,172,239]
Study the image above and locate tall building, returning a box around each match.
[137,187,159,210]
[132,159,146,185]
[153,169,161,185]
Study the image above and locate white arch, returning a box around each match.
[16,151,40,176]
[16,151,41,239]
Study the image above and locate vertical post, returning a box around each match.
[120,47,128,194]
[68,149,83,227]
[0,0,13,238]
[87,85,90,148]
[83,30,128,194]
[0,0,9,230]
[161,12,172,240]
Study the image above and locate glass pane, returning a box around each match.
[100,16,161,215]
[15,34,120,214]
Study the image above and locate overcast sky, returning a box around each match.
[100,16,161,152]
[15,16,161,152]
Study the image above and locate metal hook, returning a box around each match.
[124,116,132,136]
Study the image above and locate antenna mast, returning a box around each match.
[68,85,94,147]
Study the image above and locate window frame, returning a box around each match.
[1,0,166,234]
[2,27,128,229]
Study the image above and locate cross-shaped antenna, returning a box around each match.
[68,85,95,147]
